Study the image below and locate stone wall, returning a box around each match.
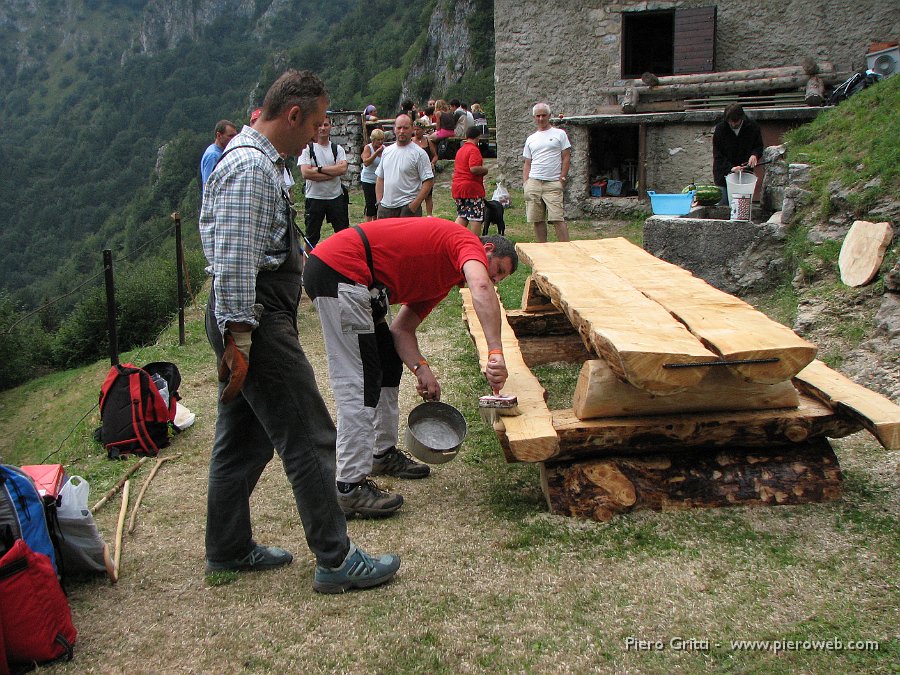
[326,111,365,186]
[495,0,900,193]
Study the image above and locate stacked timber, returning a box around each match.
[461,239,900,522]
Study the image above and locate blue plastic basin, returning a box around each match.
[647,191,694,216]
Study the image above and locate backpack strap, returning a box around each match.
[352,226,380,290]
[128,372,160,456]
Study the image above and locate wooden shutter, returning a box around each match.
[673,6,716,74]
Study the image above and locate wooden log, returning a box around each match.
[519,334,593,367]
[460,288,559,462]
[622,86,640,114]
[573,359,799,419]
[521,276,555,312]
[505,308,576,337]
[517,243,718,394]
[621,63,835,88]
[551,394,860,462]
[793,360,900,451]
[540,439,843,521]
[804,75,825,106]
[838,220,894,287]
[569,239,818,384]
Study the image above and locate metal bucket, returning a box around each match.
[404,401,468,464]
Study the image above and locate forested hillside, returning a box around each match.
[0,0,494,389]
[0,0,494,306]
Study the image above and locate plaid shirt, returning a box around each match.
[199,126,291,332]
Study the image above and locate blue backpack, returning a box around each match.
[0,464,58,574]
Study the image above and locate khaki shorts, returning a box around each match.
[524,178,564,223]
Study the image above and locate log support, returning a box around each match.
[540,439,842,522]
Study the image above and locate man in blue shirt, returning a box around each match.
[199,119,237,192]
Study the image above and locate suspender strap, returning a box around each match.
[352,226,379,289]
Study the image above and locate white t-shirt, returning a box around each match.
[375,142,434,208]
[523,127,571,181]
[299,142,347,199]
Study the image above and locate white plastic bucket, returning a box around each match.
[726,171,757,221]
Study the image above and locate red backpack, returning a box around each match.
[0,538,77,672]
[97,362,180,459]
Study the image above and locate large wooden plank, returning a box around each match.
[517,243,718,394]
[540,439,842,522]
[570,239,818,384]
[793,359,900,451]
[551,394,861,462]
[460,288,559,462]
[573,358,799,419]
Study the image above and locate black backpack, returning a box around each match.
[97,362,180,459]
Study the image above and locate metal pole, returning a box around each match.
[103,249,119,365]
[171,212,185,346]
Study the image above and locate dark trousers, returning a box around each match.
[376,202,421,219]
[305,196,349,248]
[205,293,348,568]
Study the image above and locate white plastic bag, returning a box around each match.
[58,475,90,519]
[491,182,511,209]
[58,476,110,576]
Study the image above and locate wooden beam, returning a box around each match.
[793,359,900,451]
[505,308,577,337]
[573,358,799,419]
[519,334,593,367]
[551,395,860,462]
[460,288,559,462]
[569,239,818,384]
[540,438,842,522]
[521,276,555,312]
[517,242,719,394]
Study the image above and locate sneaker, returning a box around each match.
[313,542,400,594]
[337,478,403,518]
[205,544,293,573]
[372,446,431,479]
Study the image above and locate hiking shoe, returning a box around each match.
[313,542,400,594]
[205,544,293,573]
[337,478,403,518]
[372,446,431,479]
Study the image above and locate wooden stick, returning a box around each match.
[127,455,178,534]
[112,480,130,584]
[91,456,149,513]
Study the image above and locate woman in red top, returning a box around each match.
[451,126,489,234]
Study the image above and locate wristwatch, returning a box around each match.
[317,166,323,174]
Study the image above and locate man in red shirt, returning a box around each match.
[452,126,489,234]
[303,218,518,517]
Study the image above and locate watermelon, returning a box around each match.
[683,184,722,206]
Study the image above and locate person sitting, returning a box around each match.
[431,99,456,141]
[471,103,488,137]
[364,104,378,121]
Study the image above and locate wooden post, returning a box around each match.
[638,123,647,200]
[622,86,639,114]
[804,76,825,106]
[172,212,185,346]
[103,249,118,366]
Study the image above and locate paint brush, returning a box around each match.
[478,392,521,425]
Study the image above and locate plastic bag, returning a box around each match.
[58,476,89,519]
[57,477,110,576]
[491,182,511,209]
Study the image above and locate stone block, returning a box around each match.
[643,215,787,294]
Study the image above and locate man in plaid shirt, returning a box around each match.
[199,69,400,594]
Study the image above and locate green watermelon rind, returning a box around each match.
[682,184,722,205]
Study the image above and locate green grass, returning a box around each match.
[784,74,900,219]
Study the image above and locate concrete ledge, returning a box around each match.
[643,215,788,295]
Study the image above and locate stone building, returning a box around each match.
[493,0,899,218]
